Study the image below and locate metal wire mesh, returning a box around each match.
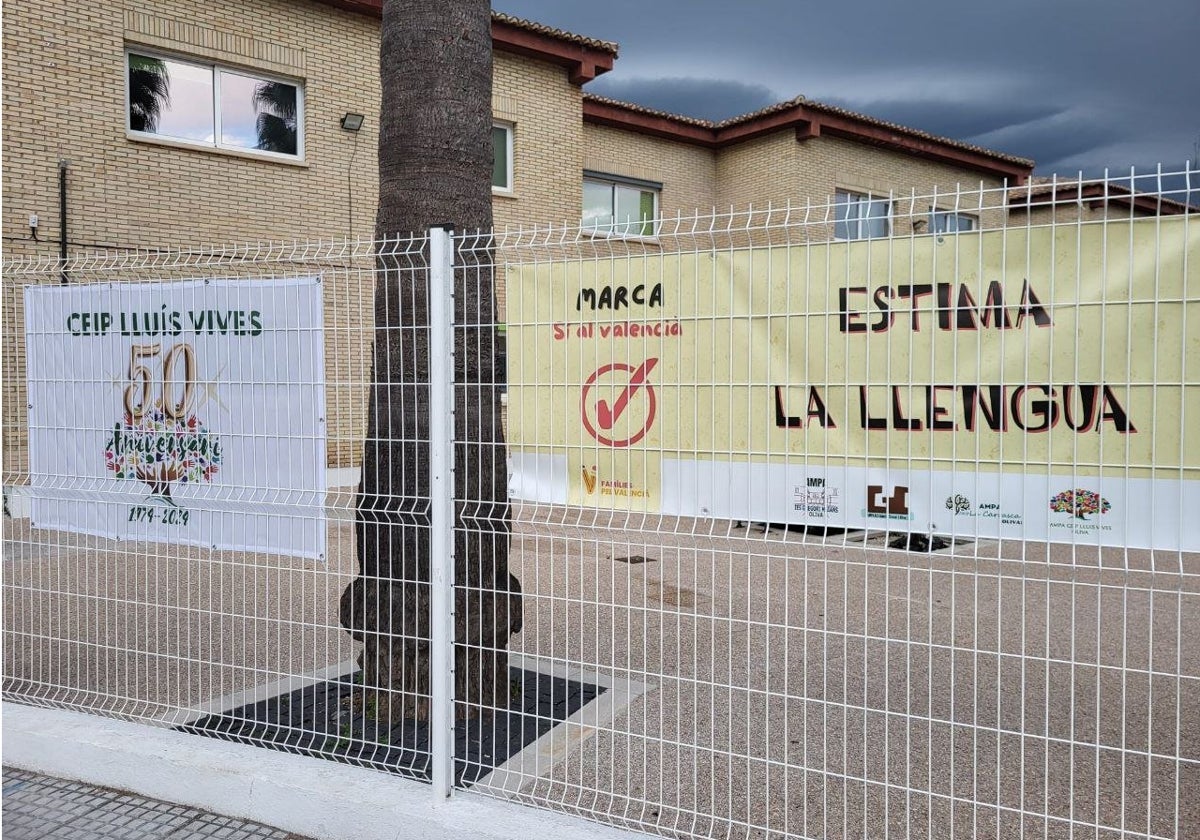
[463,169,1199,839]
[2,237,434,777]
[3,167,1198,839]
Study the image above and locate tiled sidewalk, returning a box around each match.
[2,768,309,840]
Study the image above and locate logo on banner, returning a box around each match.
[865,485,911,520]
[945,494,971,514]
[946,493,1023,525]
[1049,488,1111,521]
[793,477,841,517]
[581,358,659,448]
[103,342,222,524]
[582,465,598,495]
[1048,488,1114,534]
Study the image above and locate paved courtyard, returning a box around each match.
[3,500,1197,839]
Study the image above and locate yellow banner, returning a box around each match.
[506,217,1199,546]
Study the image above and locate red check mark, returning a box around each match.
[596,358,658,431]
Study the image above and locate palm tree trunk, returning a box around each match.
[339,0,517,722]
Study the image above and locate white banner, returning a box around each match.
[25,277,327,560]
[510,453,1197,550]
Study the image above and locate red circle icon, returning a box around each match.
[581,358,659,448]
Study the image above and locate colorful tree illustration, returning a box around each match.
[1049,488,1111,520]
[104,409,222,504]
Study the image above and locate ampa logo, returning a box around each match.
[945,494,971,514]
[581,465,598,495]
[865,485,912,520]
[1050,488,1111,521]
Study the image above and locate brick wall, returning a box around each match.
[1,0,588,474]
[493,53,583,231]
[3,0,383,257]
[717,131,1009,237]
[491,52,584,323]
[1015,202,1154,227]
[0,0,1046,482]
[582,124,718,219]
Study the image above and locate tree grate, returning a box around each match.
[178,667,604,787]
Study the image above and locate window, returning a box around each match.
[126,50,303,160]
[492,123,513,192]
[834,190,891,240]
[582,172,660,237]
[930,210,977,234]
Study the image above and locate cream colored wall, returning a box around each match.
[582,124,718,220]
[1015,202,1154,227]
[716,131,1009,237]
[491,53,585,324]
[1,0,587,472]
[715,131,803,212]
[3,0,382,258]
[493,53,583,232]
[2,1,588,256]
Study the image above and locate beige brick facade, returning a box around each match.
[1,1,603,259]
[4,1,376,259]
[573,126,1010,243]
[754,133,1009,235]
[583,125,718,218]
[1,0,598,474]
[3,0,1059,479]
[493,53,583,232]
[716,131,802,210]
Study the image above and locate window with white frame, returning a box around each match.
[582,172,660,237]
[126,50,304,160]
[492,123,513,192]
[930,209,977,233]
[834,190,891,240]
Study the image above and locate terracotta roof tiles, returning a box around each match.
[583,93,1034,168]
[491,11,618,55]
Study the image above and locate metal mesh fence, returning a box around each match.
[3,169,1198,839]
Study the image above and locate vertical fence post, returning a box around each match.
[428,225,456,799]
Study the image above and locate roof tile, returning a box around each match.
[583,93,1034,168]
[492,11,618,54]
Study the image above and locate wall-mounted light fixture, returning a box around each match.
[340,113,365,132]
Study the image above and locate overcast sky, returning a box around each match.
[500,0,1198,194]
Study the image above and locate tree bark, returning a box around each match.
[339,0,519,721]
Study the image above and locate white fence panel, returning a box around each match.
[3,168,1197,840]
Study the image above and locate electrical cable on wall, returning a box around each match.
[347,129,359,240]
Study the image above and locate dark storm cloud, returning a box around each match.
[822,99,1128,167]
[586,77,780,122]
[971,112,1127,170]
[497,0,1200,177]
[815,99,1065,151]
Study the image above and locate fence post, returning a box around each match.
[428,225,456,799]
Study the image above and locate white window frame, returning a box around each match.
[582,171,661,239]
[124,47,306,163]
[929,208,978,234]
[492,122,514,194]
[834,189,892,240]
